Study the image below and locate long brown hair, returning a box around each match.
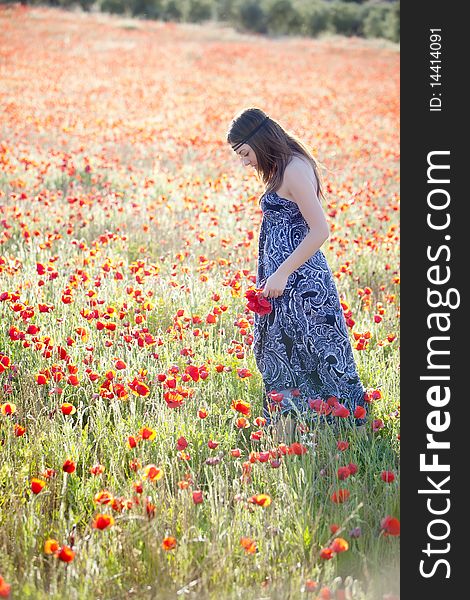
[226,107,326,202]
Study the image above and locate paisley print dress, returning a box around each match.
[253,190,367,427]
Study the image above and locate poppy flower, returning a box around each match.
[60,403,76,415]
[380,515,400,536]
[127,435,139,449]
[372,419,385,432]
[14,424,26,437]
[354,406,367,419]
[57,546,75,562]
[62,459,76,474]
[348,462,358,475]
[0,403,16,416]
[333,404,350,418]
[330,537,349,553]
[94,490,114,505]
[245,289,272,315]
[268,391,285,403]
[90,464,105,476]
[336,440,349,451]
[331,489,350,503]
[162,536,177,550]
[198,407,208,419]
[164,390,185,408]
[381,471,395,483]
[139,427,156,441]
[31,478,46,494]
[92,513,115,530]
[192,490,204,504]
[44,539,60,554]
[176,436,188,450]
[230,448,242,458]
[143,464,163,482]
[248,494,272,507]
[208,439,219,449]
[304,580,318,592]
[0,575,11,598]
[0,355,12,373]
[319,547,334,560]
[330,524,340,534]
[309,398,331,415]
[231,398,251,416]
[289,442,308,455]
[240,536,257,553]
[337,466,351,481]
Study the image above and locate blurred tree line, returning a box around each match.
[8,0,400,42]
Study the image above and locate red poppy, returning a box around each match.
[333,403,350,418]
[0,354,12,374]
[381,471,395,483]
[330,537,349,553]
[309,398,332,415]
[176,436,188,450]
[381,515,400,536]
[231,398,251,416]
[94,490,114,505]
[348,462,358,475]
[336,440,349,451]
[0,576,11,598]
[0,403,16,416]
[143,464,163,482]
[319,547,334,560]
[164,390,185,408]
[139,427,156,441]
[162,536,177,550]
[245,289,272,315]
[90,464,105,476]
[14,424,26,437]
[288,442,308,455]
[248,494,272,507]
[31,478,46,494]
[92,514,115,530]
[44,539,60,554]
[337,466,350,481]
[331,489,350,503]
[57,546,75,562]
[192,490,203,504]
[240,536,257,553]
[62,459,76,474]
[354,406,367,419]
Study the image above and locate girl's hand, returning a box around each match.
[261,271,289,298]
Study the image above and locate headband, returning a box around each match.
[231,116,270,152]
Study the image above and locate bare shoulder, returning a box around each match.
[284,154,317,191]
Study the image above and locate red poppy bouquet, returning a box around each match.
[245,288,272,315]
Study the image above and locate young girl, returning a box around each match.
[227,107,368,442]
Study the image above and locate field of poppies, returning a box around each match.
[0,4,400,599]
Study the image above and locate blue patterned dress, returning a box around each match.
[253,190,367,427]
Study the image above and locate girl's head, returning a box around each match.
[226,107,325,201]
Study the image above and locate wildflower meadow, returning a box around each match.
[0,5,400,599]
